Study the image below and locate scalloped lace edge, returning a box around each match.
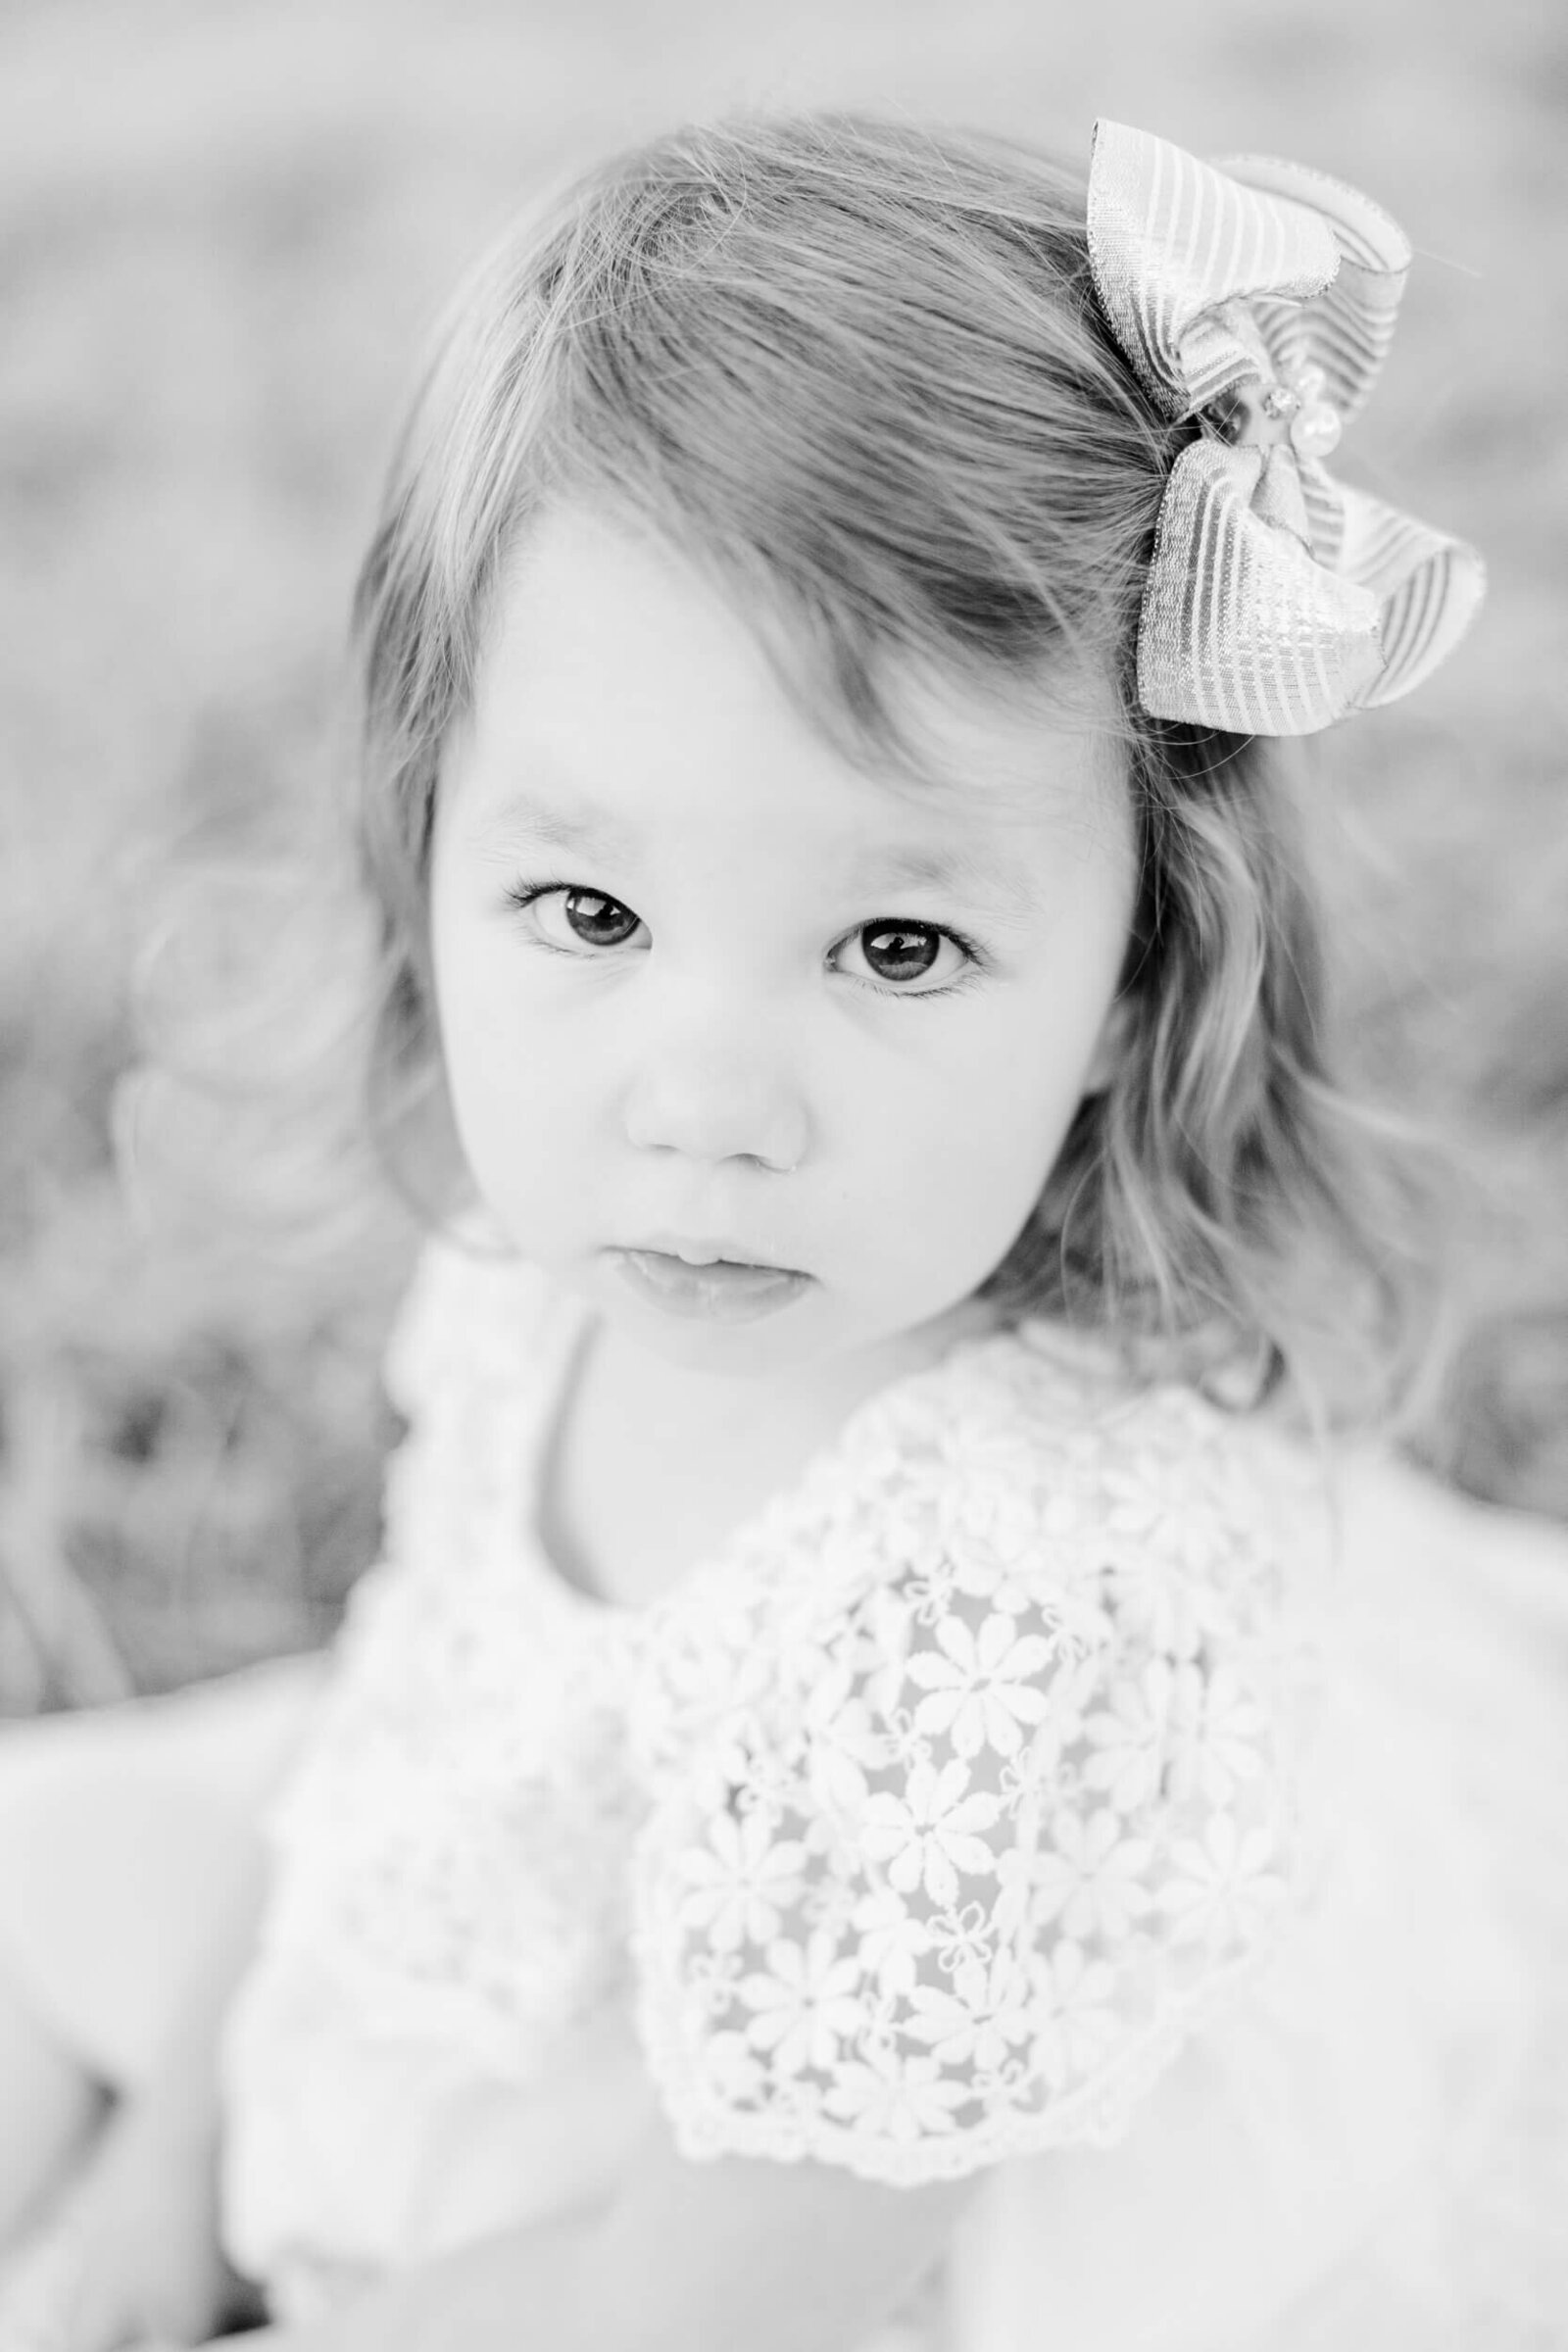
[639,1938,1280,2186]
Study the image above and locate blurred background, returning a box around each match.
[1,0,1564,1712]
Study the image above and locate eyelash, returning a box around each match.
[503,880,985,998]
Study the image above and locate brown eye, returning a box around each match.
[839,919,968,990]
[519,886,649,953]
[562,889,641,947]
[860,923,940,981]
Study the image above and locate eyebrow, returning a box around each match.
[466,791,1044,918]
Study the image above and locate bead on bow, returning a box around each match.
[1086,121,1485,736]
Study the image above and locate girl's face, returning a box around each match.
[430,504,1137,1378]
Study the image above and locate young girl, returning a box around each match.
[1,112,1564,2352]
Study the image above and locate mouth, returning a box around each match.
[631,1234,799,1272]
[607,1246,812,1325]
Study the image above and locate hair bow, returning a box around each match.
[1086,121,1485,736]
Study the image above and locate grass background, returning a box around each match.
[1,0,1565,1711]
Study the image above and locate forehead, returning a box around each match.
[442,504,1135,898]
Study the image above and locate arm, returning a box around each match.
[131,1816,270,2145]
[217,2105,976,2352]
[63,1817,270,2351]
[583,2115,975,2352]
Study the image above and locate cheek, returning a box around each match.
[906,981,1118,1240]
[429,911,591,1191]
[930,1057,1074,1220]
[846,1023,1079,1272]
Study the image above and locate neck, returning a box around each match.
[579,1294,999,1450]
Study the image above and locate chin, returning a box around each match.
[600,1291,829,1377]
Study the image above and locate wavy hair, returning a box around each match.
[131,112,1440,1426]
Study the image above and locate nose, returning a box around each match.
[621,983,809,1175]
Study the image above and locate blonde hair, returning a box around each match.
[139,112,1439,1424]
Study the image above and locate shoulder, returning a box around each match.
[789,1320,1316,1798]
[643,1320,1318,1740]
[374,1215,569,1579]
[381,1208,557,1420]
[639,1320,1322,1858]
[805,1318,1313,1642]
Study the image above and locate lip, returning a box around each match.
[631,1232,798,1272]
[607,1247,812,1325]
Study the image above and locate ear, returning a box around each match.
[1081,991,1136,1100]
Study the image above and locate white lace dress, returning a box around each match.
[215,1229,1568,2351]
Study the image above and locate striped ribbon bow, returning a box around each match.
[1087,121,1485,736]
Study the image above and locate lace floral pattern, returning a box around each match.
[244,1230,1326,2176]
[631,1339,1326,2182]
